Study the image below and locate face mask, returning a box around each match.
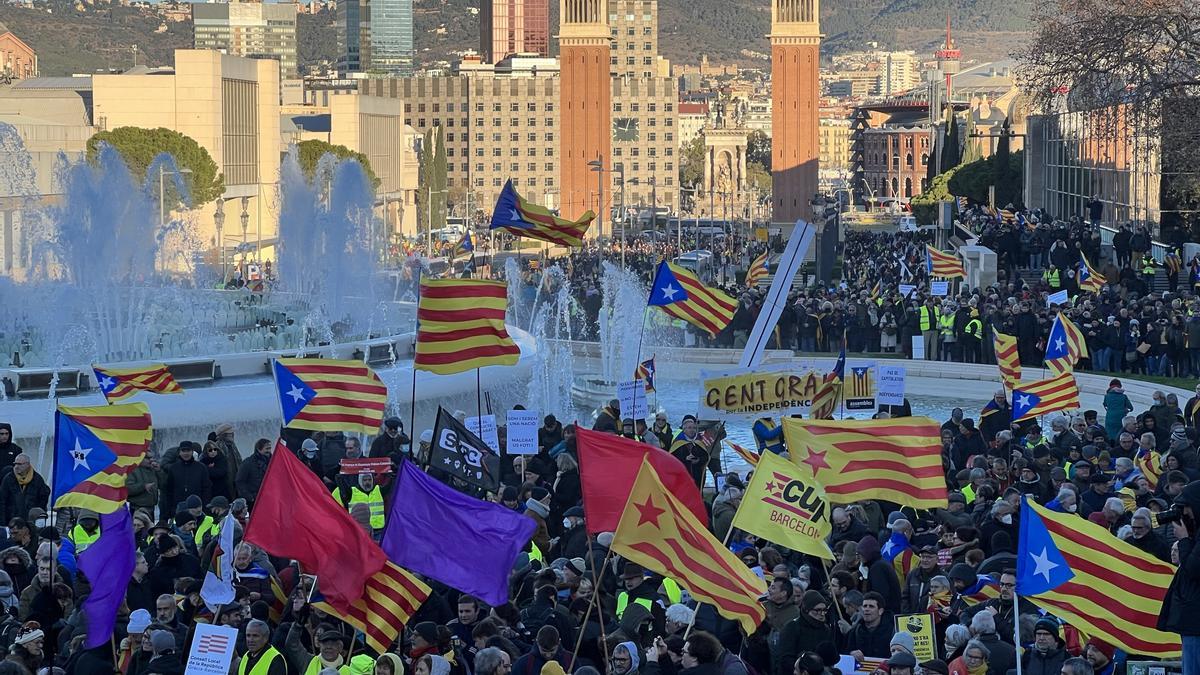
[563,518,573,529]
[1000,514,1013,525]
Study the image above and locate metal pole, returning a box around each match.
[427,186,432,256]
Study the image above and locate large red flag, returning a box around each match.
[575,427,707,534]
[244,441,386,613]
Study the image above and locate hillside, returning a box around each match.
[0,0,1032,77]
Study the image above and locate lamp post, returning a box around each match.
[427,187,448,256]
[587,157,606,265]
[214,199,225,283]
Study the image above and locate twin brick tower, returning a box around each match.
[558,0,821,225]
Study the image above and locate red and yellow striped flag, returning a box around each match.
[53,403,152,513]
[93,364,184,404]
[925,245,965,279]
[648,261,737,338]
[273,358,388,435]
[992,329,1021,390]
[1135,448,1163,490]
[723,439,760,467]
[783,417,947,509]
[808,351,845,420]
[613,458,767,633]
[746,250,769,287]
[415,279,521,375]
[314,561,431,654]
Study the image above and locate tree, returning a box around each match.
[746,130,771,171]
[949,151,1025,206]
[939,109,961,173]
[961,112,982,164]
[911,168,958,225]
[746,161,772,202]
[417,129,433,239]
[431,125,447,232]
[296,139,380,188]
[679,135,707,211]
[87,127,224,206]
[991,118,1013,206]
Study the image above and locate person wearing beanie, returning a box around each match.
[778,590,834,674]
[886,651,917,675]
[146,629,184,675]
[921,659,950,675]
[856,535,902,614]
[160,440,210,519]
[889,631,915,656]
[1019,618,1066,675]
[408,621,441,661]
[524,488,552,557]
[1084,637,1115,675]
[512,625,569,675]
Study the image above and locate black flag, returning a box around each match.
[428,407,500,491]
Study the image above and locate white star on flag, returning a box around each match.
[660,284,679,301]
[881,540,895,556]
[1054,337,1065,351]
[71,439,93,471]
[99,376,115,390]
[1016,394,1032,409]
[286,384,307,403]
[1029,546,1059,582]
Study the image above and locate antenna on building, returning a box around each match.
[131,44,138,68]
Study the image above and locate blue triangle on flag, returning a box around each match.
[1045,318,1068,359]
[1011,389,1041,420]
[93,368,118,395]
[273,361,317,425]
[1016,497,1074,595]
[648,261,690,307]
[53,411,119,502]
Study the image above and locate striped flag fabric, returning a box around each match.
[882,530,917,580]
[956,196,968,211]
[1135,448,1163,490]
[808,350,845,420]
[746,250,769,287]
[1045,313,1088,375]
[782,416,947,509]
[723,439,760,467]
[992,328,1021,390]
[93,364,183,404]
[925,245,965,279]
[451,231,474,259]
[612,458,766,633]
[414,278,521,375]
[313,561,431,654]
[1012,372,1080,422]
[272,358,387,435]
[980,398,1003,419]
[1000,209,1017,224]
[868,280,881,302]
[634,356,656,393]
[52,403,152,513]
[960,573,1001,606]
[1078,253,1106,293]
[266,575,288,624]
[647,260,737,338]
[489,179,595,247]
[1017,496,1180,656]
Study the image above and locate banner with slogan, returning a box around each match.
[844,362,876,411]
[698,365,823,420]
[894,613,937,662]
[731,451,833,559]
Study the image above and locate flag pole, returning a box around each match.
[475,368,483,427]
[1013,588,1023,675]
[635,305,649,365]
[410,274,423,457]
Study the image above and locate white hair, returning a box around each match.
[666,603,694,625]
[1104,497,1125,514]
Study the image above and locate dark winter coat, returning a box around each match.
[778,612,833,674]
[846,613,894,658]
[235,451,272,506]
[0,469,49,524]
[160,457,210,514]
[1158,481,1200,635]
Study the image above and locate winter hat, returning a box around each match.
[525,499,550,519]
[413,621,439,645]
[886,511,905,528]
[1034,618,1060,640]
[855,535,880,560]
[215,423,235,436]
[501,486,519,502]
[1086,637,1115,662]
[14,622,42,646]
[920,660,949,675]
[127,609,152,635]
[567,558,587,576]
[185,495,203,510]
[947,563,976,587]
[887,652,917,669]
[597,532,614,548]
[0,571,13,600]
[301,438,319,457]
[800,590,827,612]
[889,631,915,655]
[542,663,567,675]
[150,629,176,654]
[530,487,550,502]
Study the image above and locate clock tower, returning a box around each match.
[558,0,611,220]
[770,0,821,224]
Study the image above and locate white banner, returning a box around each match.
[186,623,239,675]
[930,280,949,296]
[899,284,916,298]
[1047,289,1069,307]
[739,220,816,369]
[505,409,540,455]
[465,415,500,453]
[618,380,650,420]
[877,364,906,406]
[911,334,925,360]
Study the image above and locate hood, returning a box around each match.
[347,654,376,675]
[0,546,32,570]
[429,655,452,675]
[1176,480,1200,511]
[377,653,405,675]
[618,600,653,637]
[616,641,641,674]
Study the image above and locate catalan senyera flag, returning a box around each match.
[955,196,968,211]
[613,458,767,633]
[1135,448,1163,490]
[731,450,832,559]
[1000,208,1017,225]
[634,356,656,393]
[1045,313,1088,375]
[489,179,595,247]
[783,417,947,509]
[1012,372,1080,422]
[809,350,845,420]
[1078,253,1106,293]
[414,278,521,375]
[992,328,1021,390]
[868,280,881,302]
[52,403,152,513]
[272,358,387,435]
[723,439,760,467]
[746,250,769,287]
[93,364,184,404]
[647,260,737,338]
[313,561,431,654]
[1017,496,1180,657]
[925,245,966,279]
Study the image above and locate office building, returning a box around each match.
[609,0,668,79]
[336,0,369,73]
[192,3,298,79]
[369,0,415,76]
[480,0,550,63]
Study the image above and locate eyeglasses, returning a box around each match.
[810,606,828,614]
[965,653,985,662]
[999,582,1016,589]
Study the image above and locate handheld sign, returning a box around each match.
[506,409,540,455]
[186,623,239,675]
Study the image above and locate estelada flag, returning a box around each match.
[783,417,947,509]
[613,458,766,633]
[273,358,387,435]
[244,441,386,613]
[53,403,152,513]
[93,364,183,404]
[731,450,832,559]
[576,427,706,534]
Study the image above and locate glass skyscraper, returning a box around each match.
[369,0,414,76]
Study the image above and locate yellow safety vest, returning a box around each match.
[1043,268,1060,288]
[939,313,955,338]
[616,593,653,618]
[346,486,385,530]
[919,306,938,331]
[239,646,284,675]
[964,319,981,339]
[1142,258,1156,275]
[529,542,544,562]
[71,524,100,554]
[962,484,977,504]
[305,656,351,675]
[194,515,220,547]
[662,578,682,605]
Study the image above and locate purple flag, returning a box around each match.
[78,508,136,649]
[382,461,536,606]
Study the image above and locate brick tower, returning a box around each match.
[770,0,821,223]
[558,0,611,220]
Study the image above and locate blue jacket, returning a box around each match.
[752,418,785,455]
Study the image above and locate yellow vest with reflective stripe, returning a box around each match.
[616,593,653,618]
[662,578,682,605]
[939,313,954,338]
[305,656,350,675]
[919,306,938,331]
[529,542,544,562]
[194,515,220,547]
[964,319,981,339]
[347,486,385,530]
[239,646,284,675]
[71,524,100,554]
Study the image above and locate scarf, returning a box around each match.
[967,660,988,675]
[14,467,32,487]
[319,655,345,670]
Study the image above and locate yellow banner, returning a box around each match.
[895,613,937,662]
[730,451,833,559]
[699,368,822,419]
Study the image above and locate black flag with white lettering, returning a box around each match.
[428,407,500,492]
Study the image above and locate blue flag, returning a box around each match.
[52,410,119,504]
[78,508,136,648]
[381,460,537,606]
[1015,497,1074,595]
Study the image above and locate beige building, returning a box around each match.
[92,50,282,263]
[611,76,678,213]
[819,116,851,172]
[676,101,708,148]
[609,0,669,79]
[193,2,299,79]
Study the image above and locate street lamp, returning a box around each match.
[587,157,606,264]
[427,187,448,256]
[214,199,225,283]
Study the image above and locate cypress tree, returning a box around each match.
[993,117,1012,206]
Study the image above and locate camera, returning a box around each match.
[1157,507,1183,525]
